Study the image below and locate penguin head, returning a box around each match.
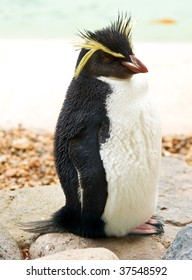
[74,14,148,79]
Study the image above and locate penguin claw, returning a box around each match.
[146,218,164,229]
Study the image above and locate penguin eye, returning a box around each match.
[100,53,113,63]
[102,55,111,62]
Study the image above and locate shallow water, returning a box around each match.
[0,0,192,41]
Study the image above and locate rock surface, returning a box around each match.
[29,232,165,260]
[158,157,192,227]
[0,157,191,260]
[0,222,23,260]
[163,224,192,260]
[38,248,119,260]
[0,185,64,247]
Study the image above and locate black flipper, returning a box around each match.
[68,124,108,238]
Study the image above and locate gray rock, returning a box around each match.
[158,157,192,227]
[0,185,64,247]
[0,222,23,260]
[37,248,119,260]
[29,232,165,260]
[163,224,192,260]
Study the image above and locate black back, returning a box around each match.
[53,75,111,237]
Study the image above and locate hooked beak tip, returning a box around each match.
[122,55,148,74]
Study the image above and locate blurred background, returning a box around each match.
[0,0,192,134]
[0,0,192,41]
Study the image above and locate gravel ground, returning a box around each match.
[0,125,59,190]
[0,125,191,191]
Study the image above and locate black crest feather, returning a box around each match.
[79,13,133,45]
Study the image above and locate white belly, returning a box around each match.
[99,74,161,237]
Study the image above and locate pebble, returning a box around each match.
[12,137,32,150]
[4,168,17,178]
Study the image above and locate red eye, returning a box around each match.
[102,56,110,62]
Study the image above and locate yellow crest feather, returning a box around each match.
[74,39,125,78]
[74,48,97,79]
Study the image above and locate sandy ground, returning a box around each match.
[0,39,192,135]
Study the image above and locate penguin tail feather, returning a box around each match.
[18,206,78,235]
[18,206,106,238]
[18,219,55,234]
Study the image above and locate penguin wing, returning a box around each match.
[63,120,85,139]
[56,107,86,140]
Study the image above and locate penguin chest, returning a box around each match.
[99,76,161,237]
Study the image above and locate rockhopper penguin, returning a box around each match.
[22,14,163,238]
